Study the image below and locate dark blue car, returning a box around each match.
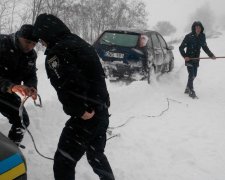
[93,29,174,83]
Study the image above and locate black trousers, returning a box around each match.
[186,64,198,90]
[0,93,29,143]
[53,108,115,180]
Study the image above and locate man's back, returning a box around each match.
[45,33,110,116]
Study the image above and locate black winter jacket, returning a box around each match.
[179,22,214,66]
[0,33,37,93]
[33,14,110,117]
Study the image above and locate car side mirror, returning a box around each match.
[168,45,174,50]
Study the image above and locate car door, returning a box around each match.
[156,33,171,63]
[150,32,164,66]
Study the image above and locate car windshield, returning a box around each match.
[99,32,139,47]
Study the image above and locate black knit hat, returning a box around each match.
[17,24,39,42]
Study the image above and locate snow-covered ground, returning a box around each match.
[1,32,225,180]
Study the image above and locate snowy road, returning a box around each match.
[1,33,225,180]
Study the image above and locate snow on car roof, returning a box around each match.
[104,28,154,35]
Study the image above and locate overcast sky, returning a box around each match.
[143,0,225,34]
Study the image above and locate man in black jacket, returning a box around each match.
[0,24,38,145]
[179,21,216,98]
[33,14,114,180]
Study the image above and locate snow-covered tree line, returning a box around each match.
[0,0,148,43]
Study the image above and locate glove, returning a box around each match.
[11,85,30,96]
[11,85,37,100]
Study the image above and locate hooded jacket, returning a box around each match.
[179,21,214,66]
[33,14,110,117]
[0,32,37,93]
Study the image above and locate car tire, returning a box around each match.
[168,58,174,72]
[147,64,155,84]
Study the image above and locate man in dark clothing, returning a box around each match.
[179,21,216,98]
[33,14,114,180]
[0,24,38,145]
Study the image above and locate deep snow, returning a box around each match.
[1,33,225,180]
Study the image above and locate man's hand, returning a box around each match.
[11,85,37,99]
[29,87,37,100]
[11,85,30,97]
[81,110,95,120]
[184,57,190,61]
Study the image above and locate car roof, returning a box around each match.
[103,28,156,35]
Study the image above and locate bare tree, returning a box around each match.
[9,0,16,33]
[43,0,66,16]
[18,8,31,25]
[186,3,221,38]
[0,0,28,33]
[68,0,148,43]
[125,0,147,28]
[21,0,44,24]
[0,1,8,33]
[154,21,176,36]
[31,0,44,24]
[18,0,148,43]
[22,0,66,25]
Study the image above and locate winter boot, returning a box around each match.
[184,87,190,94]
[189,90,198,99]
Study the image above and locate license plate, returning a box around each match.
[105,51,124,58]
